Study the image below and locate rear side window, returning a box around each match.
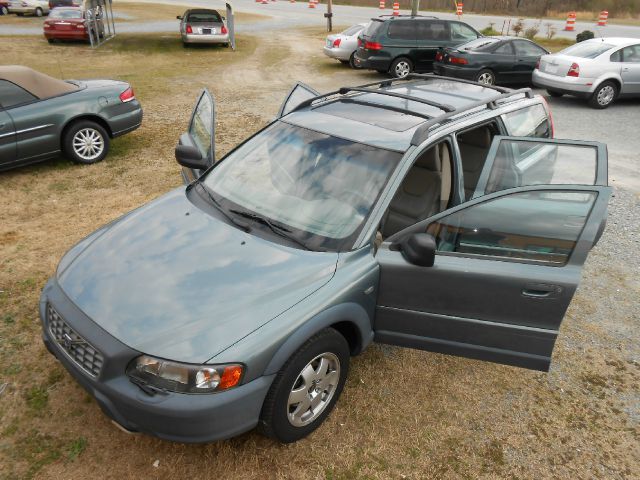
[449,22,478,43]
[621,44,640,63]
[502,104,550,138]
[610,49,622,62]
[417,20,449,41]
[363,20,384,38]
[0,80,37,108]
[388,20,417,40]
[426,190,597,265]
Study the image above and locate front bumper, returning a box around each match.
[182,33,229,44]
[532,70,593,97]
[39,278,274,443]
[323,46,351,61]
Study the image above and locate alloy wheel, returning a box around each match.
[287,352,341,427]
[394,61,411,78]
[477,72,494,85]
[72,128,105,161]
[597,85,615,106]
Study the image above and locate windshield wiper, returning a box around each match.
[192,180,251,233]
[229,209,312,251]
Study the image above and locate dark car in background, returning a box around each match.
[0,65,142,171]
[44,7,105,43]
[434,36,549,85]
[354,15,481,78]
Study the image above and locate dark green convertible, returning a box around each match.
[0,66,143,171]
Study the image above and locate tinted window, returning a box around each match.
[342,24,364,36]
[364,20,384,38]
[610,49,623,62]
[502,104,550,138]
[494,42,514,55]
[0,80,37,108]
[514,40,546,56]
[189,93,213,159]
[49,9,82,18]
[417,20,448,41]
[484,140,598,195]
[426,191,597,265]
[388,20,417,40]
[449,22,477,42]
[559,42,614,59]
[622,44,640,63]
[187,11,221,22]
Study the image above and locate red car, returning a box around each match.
[43,7,104,43]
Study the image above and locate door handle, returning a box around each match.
[522,284,561,298]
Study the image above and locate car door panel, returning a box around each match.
[9,101,60,162]
[180,89,215,184]
[277,82,319,118]
[0,109,17,166]
[620,44,640,94]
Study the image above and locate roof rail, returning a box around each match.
[337,86,455,112]
[410,87,535,146]
[376,14,438,18]
[407,72,512,94]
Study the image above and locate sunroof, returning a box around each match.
[315,100,426,132]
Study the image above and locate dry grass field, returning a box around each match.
[1,16,639,480]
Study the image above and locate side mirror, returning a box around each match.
[222,15,226,20]
[175,144,208,170]
[176,15,182,20]
[398,233,436,267]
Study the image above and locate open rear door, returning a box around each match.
[375,139,611,371]
[179,89,215,184]
[277,82,319,118]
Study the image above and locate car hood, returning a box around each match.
[57,188,339,364]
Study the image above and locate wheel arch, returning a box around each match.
[593,76,622,94]
[263,303,374,377]
[61,114,113,146]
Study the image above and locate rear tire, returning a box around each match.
[475,69,496,86]
[547,89,563,98]
[349,52,360,69]
[63,120,110,165]
[390,57,413,79]
[588,80,618,109]
[259,328,350,443]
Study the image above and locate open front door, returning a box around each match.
[179,89,215,184]
[277,82,319,118]
[374,139,611,371]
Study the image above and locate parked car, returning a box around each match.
[323,23,367,68]
[0,1,10,15]
[0,65,142,171]
[40,75,610,444]
[8,0,49,16]
[48,0,80,8]
[533,37,640,108]
[354,15,481,78]
[177,8,229,47]
[44,7,105,43]
[434,36,549,85]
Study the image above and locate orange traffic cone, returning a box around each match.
[564,11,576,31]
[392,1,399,15]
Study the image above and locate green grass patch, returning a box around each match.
[25,386,49,412]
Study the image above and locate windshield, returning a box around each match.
[203,122,403,250]
[49,9,82,18]
[559,42,614,58]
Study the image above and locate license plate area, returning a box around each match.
[203,28,212,34]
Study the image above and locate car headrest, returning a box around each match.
[460,127,492,148]
[414,147,440,171]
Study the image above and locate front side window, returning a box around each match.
[189,93,213,159]
[483,139,598,195]
[494,42,515,55]
[621,44,640,62]
[203,122,403,250]
[449,22,478,42]
[388,20,417,40]
[426,191,597,265]
[514,40,547,56]
[0,80,37,108]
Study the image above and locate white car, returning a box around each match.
[533,37,640,109]
[323,23,367,68]
[8,0,49,16]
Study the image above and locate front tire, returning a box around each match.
[260,328,350,443]
[588,80,618,109]
[35,7,43,17]
[1,6,9,15]
[63,120,110,164]
[390,57,413,79]
[349,52,360,69]
[475,68,495,86]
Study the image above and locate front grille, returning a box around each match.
[47,303,104,377]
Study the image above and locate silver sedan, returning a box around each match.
[178,8,229,47]
[533,37,640,108]
[323,23,367,68]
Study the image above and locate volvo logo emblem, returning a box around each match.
[59,333,82,350]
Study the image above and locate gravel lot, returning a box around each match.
[0,18,639,479]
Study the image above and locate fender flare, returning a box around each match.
[263,302,374,376]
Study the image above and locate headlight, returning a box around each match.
[126,355,244,394]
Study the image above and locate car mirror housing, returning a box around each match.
[399,233,436,267]
[175,143,208,170]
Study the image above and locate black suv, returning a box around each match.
[354,15,481,78]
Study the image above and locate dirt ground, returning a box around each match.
[0,18,639,480]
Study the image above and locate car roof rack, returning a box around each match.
[287,74,535,143]
[376,14,439,18]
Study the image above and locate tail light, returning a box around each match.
[186,24,193,34]
[364,41,382,50]
[534,59,540,70]
[221,25,228,34]
[448,56,468,65]
[567,62,580,77]
[119,86,135,103]
[435,52,443,62]
[76,22,86,29]
[332,38,341,48]
[540,96,555,138]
